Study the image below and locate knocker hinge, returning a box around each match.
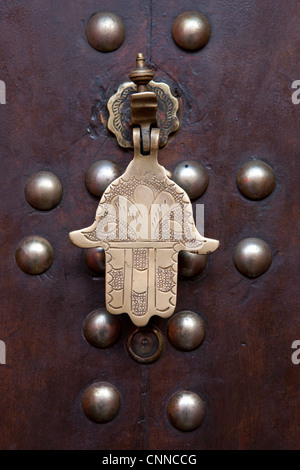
[129,53,159,155]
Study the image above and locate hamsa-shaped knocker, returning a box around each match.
[70,54,219,327]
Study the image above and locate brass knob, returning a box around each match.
[237,160,276,200]
[172,11,211,51]
[168,311,206,351]
[25,171,62,211]
[234,238,272,278]
[85,160,121,197]
[178,251,207,278]
[86,12,125,53]
[81,382,121,423]
[167,390,206,431]
[15,236,54,275]
[172,161,209,200]
[84,247,105,274]
[83,309,121,349]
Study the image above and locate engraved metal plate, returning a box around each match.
[107,81,179,149]
[70,129,219,327]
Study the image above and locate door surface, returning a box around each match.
[1,0,300,450]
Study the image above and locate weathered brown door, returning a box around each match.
[1,0,300,450]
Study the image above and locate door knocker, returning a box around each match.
[69,54,219,326]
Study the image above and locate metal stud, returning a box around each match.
[81,382,121,424]
[15,236,54,275]
[24,171,62,211]
[234,238,272,278]
[237,160,276,200]
[83,309,121,349]
[85,160,121,197]
[172,161,208,200]
[172,11,211,51]
[86,12,125,53]
[84,247,105,274]
[167,390,206,432]
[178,251,207,278]
[168,311,206,351]
[126,327,164,364]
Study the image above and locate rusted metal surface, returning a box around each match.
[1,0,300,450]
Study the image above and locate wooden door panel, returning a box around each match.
[0,0,300,450]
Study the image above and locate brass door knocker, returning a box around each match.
[70,54,219,326]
